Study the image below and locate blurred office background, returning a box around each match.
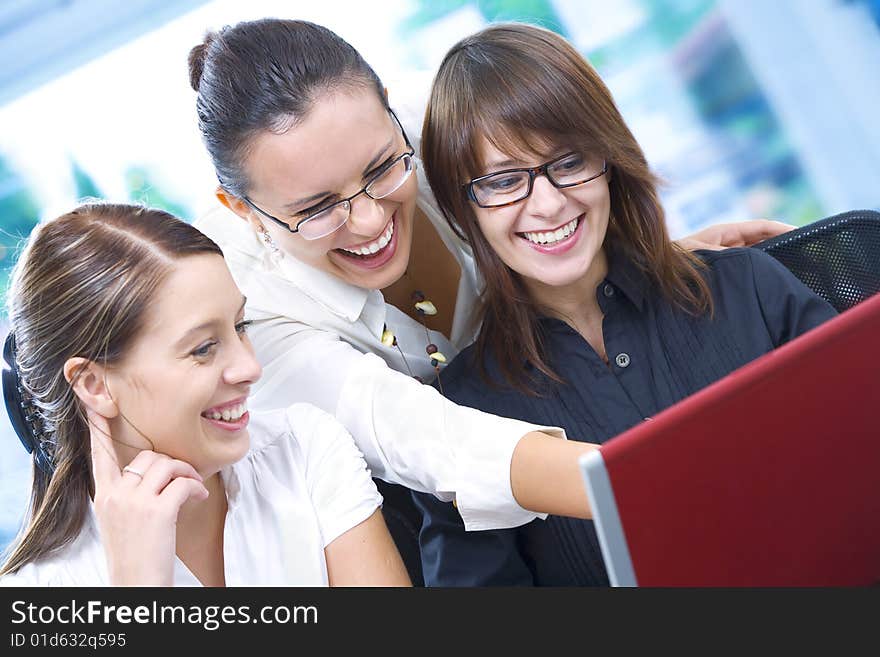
[1,0,879,552]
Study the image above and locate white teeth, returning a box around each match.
[522,217,579,245]
[341,220,394,256]
[206,402,247,423]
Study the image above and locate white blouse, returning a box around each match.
[191,100,565,532]
[0,404,381,587]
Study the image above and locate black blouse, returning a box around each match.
[413,247,838,586]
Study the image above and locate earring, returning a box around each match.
[257,223,283,262]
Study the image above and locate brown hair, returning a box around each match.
[188,18,388,197]
[0,202,222,576]
[421,23,712,392]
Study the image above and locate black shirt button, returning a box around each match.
[615,353,631,368]
[603,283,615,298]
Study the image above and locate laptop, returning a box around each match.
[579,292,880,586]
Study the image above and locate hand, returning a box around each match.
[88,409,209,586]
[676,219,796,251]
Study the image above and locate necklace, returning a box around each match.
[381,290,446,393]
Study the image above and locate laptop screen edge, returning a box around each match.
[579,450,638,587]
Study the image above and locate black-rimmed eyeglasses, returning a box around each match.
[242,110,415,241]
[466,152,607,209]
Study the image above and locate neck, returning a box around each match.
[523,248,609,331]
[175,471,227,587]
[176,471,226,544]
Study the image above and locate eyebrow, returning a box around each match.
[280,136,395,213]
[484,157,523,170]
[175,296,248,350]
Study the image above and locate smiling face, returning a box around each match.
[240,88,418,291]
[471,138,612,301]
[104,254,262,477]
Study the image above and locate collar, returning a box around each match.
[536,247,649,329]
[273,250,374,325]
[603,247,648,312]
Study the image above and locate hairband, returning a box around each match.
[2,332,54,474]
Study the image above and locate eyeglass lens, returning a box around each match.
[298,154,413,240]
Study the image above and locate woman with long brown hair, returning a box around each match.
[414,22,837,586]
[0,202,409,586]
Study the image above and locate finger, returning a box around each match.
[87,408,121,486]
[139,456,203,495]
[158,476,210,512]
[119,450,161,488]
[739,220,797,245]
[676,238,722,252]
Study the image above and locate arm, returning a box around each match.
[676,220,795,251]
[292,404,408,585]
[248,316,596,530]
[325,509,411,587]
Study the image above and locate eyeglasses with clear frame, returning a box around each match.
[241,110,415,240]
[466,152,607,209]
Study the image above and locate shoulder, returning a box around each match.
[245,404,346,457]
[193,203,259,256]
[695,246,825,300]
[693,246,802,296]
[695,246,790,278]
[695,246,766,273]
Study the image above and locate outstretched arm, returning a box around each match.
[511,432,595,520]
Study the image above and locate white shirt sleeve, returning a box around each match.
[283,404,382,547]
[248,314,564,532]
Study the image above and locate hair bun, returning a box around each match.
[187,31,216,92]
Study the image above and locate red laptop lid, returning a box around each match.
[595,292,880,586]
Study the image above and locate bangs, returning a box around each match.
[453,50,603,181]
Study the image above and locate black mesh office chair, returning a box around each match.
[752,209,880,313]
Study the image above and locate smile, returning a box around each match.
[332,213,400,271]
[518,216,580,246]
[337,217,394,257]
[201,397,249,430]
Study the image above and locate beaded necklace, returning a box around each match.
[381,290,446,393]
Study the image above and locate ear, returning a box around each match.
[64,357,119,419]
[215,186,264,233]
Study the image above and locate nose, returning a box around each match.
[224,333,262,387]
[526,174,567,219]
[345,194,388,237]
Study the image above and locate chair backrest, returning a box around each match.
[752,209,880,312]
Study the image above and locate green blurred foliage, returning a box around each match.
[125,166,192,222]
[0,154,40,304]
[404,0,567,35]
[71,158,103,200]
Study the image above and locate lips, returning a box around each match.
[516,213,585,255]
[332,213,400,270]
[201,396,248,424]
[337,217,394,257]
[517,216,580,245]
